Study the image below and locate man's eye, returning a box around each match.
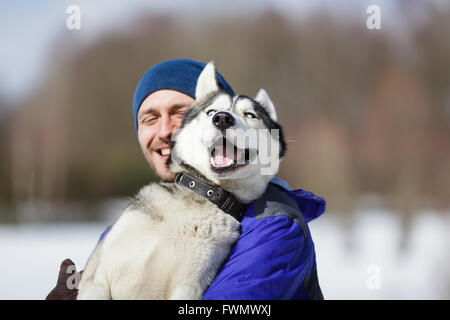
[143,117,157,124]
[206,109,216,117]
[244,112,257,119]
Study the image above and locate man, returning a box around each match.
[47,59,325,300]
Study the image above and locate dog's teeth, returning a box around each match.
[161,149,171,156]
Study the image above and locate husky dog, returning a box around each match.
[77,62,286,300]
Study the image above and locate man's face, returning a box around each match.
[137,89,194,181]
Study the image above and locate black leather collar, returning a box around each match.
[175,172,247,222]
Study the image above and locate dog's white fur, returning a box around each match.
[77,183,240,299]
[77,61,280,300]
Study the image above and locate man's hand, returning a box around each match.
[45,259,79,300]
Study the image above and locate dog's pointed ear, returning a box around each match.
[195,61,219,100]
[255,88,277,121]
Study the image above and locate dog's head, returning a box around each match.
[168,61,286,202]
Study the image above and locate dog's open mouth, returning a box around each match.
[209,137,256,174]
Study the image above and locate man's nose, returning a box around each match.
[212,111,235,131]
[158,115,176,140]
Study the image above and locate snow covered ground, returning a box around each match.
[0,210,449,300]
[309,210,450,299]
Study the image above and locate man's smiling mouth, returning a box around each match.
[156,148,171,156]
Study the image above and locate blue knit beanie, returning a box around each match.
[133,59,234,130]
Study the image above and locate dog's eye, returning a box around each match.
[206,109,216,117]
[244,112,257,119]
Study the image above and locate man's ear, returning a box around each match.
[255,88,277,121]
[195,61,219,101]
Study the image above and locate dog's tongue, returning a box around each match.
[212,145,234,167]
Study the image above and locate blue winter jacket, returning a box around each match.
[96,177,325,300]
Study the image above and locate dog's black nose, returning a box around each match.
[212,112,235,130]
